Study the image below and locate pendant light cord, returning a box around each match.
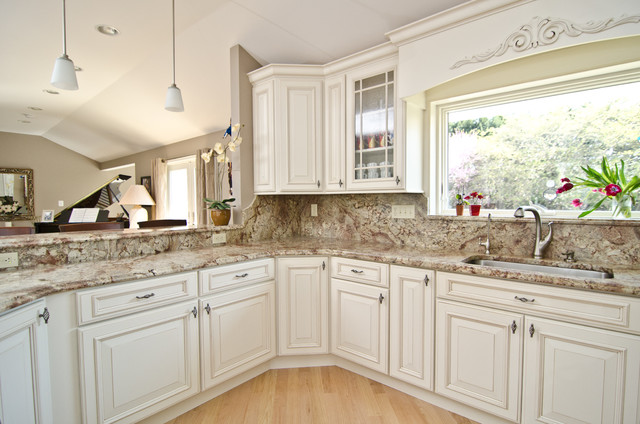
[171,0,176,85]
[61,0,68,56]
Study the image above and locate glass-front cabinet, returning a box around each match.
[347,58,404,190]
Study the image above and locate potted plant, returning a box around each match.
[464,192,484,216]
[201,120,244,226]
[204,197,235,226]
[455,194,467,216]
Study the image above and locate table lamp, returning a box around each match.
[119,185,155,229]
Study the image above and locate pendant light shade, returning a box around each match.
[51,0,78,90]
[165,0,184,112]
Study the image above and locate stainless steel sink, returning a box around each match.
[464,258,614,279]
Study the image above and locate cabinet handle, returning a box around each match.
[205,304,211,315]
[511,320,517,334]
[424,275,429,287]
[339,179,343,187]
[39,307,50,324]
[192,307,198,318]
[235,273,249,278]
[529,323,535,337]
[379,293,384,304]
[322,261,326,270]
[514,296,535,303]
[395,176,400,185]
[135,293,155,299]
[317,180,321,188]
[351,269,364,274]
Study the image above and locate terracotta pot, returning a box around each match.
[455,204,464,216]
[210,209,231,226]
[469,204,481,216]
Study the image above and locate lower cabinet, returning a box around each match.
[0,300,52,424]
[77,300,200,424]
[330,278,388,373]
[199,281,276,390]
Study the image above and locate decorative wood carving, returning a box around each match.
[451,15,640,69]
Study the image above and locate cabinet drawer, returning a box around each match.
[436,272,640,334]
[199,258,275,295]
[76,271,198,325]
[330,257,389,287]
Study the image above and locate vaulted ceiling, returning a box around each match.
[0,0,468,162]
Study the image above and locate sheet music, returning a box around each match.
[69,208,101,223]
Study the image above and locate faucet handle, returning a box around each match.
[562,251,576,262]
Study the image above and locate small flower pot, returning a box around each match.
[470,204,481,216]
[210,209,231,226]
[455,204,464,216]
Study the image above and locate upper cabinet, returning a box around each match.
[249,45,423,195]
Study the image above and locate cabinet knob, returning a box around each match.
[191,307,198,318]
[317,180,321,188]
[39,307,50,324]
[511,320,517,334]
[205,304,211,315]
[339,179,343,187]
[424,275,429,286]
[322,261,326,270]
[529,323,535,338]
[395,176,400,185]
[379,293,384,304]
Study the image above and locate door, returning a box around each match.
[78,301,199,424]
[523,317,640,424]
[277,78,323,192]
[436,300,523,422]
[277,257,328,355]
[324,74,346,192]
[253,80,276,193]
[200,281,276,390]
[330,278,388,373]
[0,300,52,424]
[389,266,434,390]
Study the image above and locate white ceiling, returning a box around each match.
[0,0,468,163]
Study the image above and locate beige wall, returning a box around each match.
[0,132,135,224]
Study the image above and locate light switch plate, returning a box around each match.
[392,205,415,219]
[0,252,19,269]
[212,232,226,244]
[310,204,318,217]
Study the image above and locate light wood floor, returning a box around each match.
[166,366,478,424]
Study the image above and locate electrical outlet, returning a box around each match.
[0,252,19,269]
[392,205,415,219]
[212,232,227,244]
[58,200,64,207]
[310,204,318,217]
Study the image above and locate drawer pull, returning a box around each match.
[514,296,535,303]
[39,307,50,324]
[192,307,198,318]
[351,269,364,274]
[235,273,249,278]
[511,320,517,334]
[204,303,211,315]
[379,293,384,304]
[135,293,155,300]
[529,323,535,337]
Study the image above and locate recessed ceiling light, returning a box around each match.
[18,120,31,124]
[96,25,119,36]
[22,113,34,118]
[28,106,43,111]
[43,89,59,94]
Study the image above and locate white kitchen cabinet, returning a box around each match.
[277,257,329,355]
[522,317,640,424]
[78,300,200,424]
[324,74,346,192]
[253,80,276,193]
[0,300,52,424]
[389,266,434,390]
[200,281,276,390]
[436,300,523,422]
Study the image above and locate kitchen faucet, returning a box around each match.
[479,213,491,255]
[514,207,553,259]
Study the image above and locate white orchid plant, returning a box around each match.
[201,121,244,208]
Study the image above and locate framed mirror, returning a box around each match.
[0,168,34,221]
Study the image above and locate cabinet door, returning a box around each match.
[277,257,328,355]
[78,301,199,424]
[324,75,346,192]
[523,317,640,424]
[200,281,276,390]
[330,278,388,373]
[436,300,522,422]
[277,78,323,192]
[389,266,434,390]
[253,80,276,193]
[346,58,404,191]
[0,300,52,424]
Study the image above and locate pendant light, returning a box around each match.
[50,0,78,90]
[164,0,184,112]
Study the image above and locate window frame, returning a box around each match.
[430,63,640,218]
[166,155,197,225]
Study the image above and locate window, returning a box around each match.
[166,156,197,225]
[434,68,640,217]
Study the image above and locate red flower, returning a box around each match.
[561,178,571,183]
[572,199,583,207]
[556,182,574,194]
[469,192,478,197]
[477,194,484,200]
[605,184,622,197]
[463,195,470,200]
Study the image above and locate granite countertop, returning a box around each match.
[1,237,639,313]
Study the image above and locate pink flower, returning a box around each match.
[605,184,622,197]
[593,188,605,195]
[556,182,574,194]
[572,199,583,207]
[561,178,571,183]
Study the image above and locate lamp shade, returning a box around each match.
[51,54,78,90]
[119,185,156,206]
[165,84,184,112]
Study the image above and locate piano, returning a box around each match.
[35,174,131,233]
